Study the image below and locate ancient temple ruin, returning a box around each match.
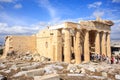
[2,18,114,64]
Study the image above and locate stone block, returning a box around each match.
[87,67,96,72]
[21,63,41,71]
[26,68,45,77]
[13,68,45,77]
[90,76,106,79]
[34,76,42,80]
[67,73,85,76]
[80,68,85,74]
[9,65,17,70]
[75,69,81,73]
[115,75,120,80]
[53,65,64,71]
[44,65,57,74]
[16,63,32,67]
[102,72,107,77]
[67,64,77,73]
[0,75,7,80]
[40,74,60,80]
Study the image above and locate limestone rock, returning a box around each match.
[101,72,107,77]
[115,75,120,80]
[0,75,7,80]
[67,64,77,73]
[0,63,6,69]
[80,68,85,74]
[9,65,17,70]
[75,69,81,73]
[87,67,96,72]
[44,65,57,74]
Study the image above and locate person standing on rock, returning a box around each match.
[111,56,114,64]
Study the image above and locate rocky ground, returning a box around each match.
[0,55,120,80]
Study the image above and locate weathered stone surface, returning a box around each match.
[67,64,77,73]
[0,75,7,80]
[115,75,120,80]
[101,72,107,77]
[13,68,45,77]
[9,65,17,70]
[44,65,57,74]
[67,73,85,77]
[0,63,6,69]
[0,59,120,80]
[87,67,96,72]
[89,76,106,79]
[57,62,68,69]
[32,54,41,61]
[75,69,81,73]
[21,62,41,71]
[34,76,41,80]
[40,74,60,80]
[80,68,86,74]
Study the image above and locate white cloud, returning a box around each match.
[0,22,47,43]
[0,22,46,35]
[88,1,102,8]
[93,10,104,17]
[0,12,27,25]
[14,3,22,9]
[112,0,120,3]
[38,0,56,18]
[38,0,60,23]
[0,0,15,3]
[0,23,8,27]
[113,20,120,23]
[111,22,120,39]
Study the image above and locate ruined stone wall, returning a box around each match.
[36,29,52,59]
[36,29,61,61]
[4,35,36,56]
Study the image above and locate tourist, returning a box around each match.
[111,56,114,64]
[114,57,117,64]
[116,55,119,64]
[106,56,108,63]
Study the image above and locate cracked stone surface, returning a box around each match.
[0,57,120,80]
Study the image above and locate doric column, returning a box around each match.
[64,29,71,63]
[95,31,100,54]
[84,30,90,62]
[101,32,107,56]
[75,30,81,64]
[106,33,111,58]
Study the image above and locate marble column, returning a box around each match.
[84,30,90,62]
[64,29,71,63]
[106,33,111,58]
[101,32,107,56]
[95,31,100,54]
[75,30,81,64]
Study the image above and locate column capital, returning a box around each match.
[96,30,101,33]
[106,32,111,34]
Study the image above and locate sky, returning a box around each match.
[0,0,120,44]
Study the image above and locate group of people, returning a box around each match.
[111,55,120,64]
[90,53,120,64]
